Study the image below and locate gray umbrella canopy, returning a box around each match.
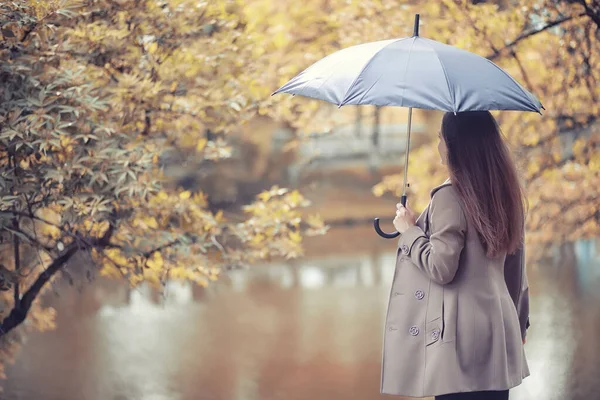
[273,37,543,113]
[272,15,543,239]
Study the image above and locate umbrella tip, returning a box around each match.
[413,14,420,37]
[537,104,545,115]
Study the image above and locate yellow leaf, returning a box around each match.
[258,190,271,202]
[146,252,164,270]
[273,31,288,49]
[286,190,304,207]
[179,191,191,200]
[197,138,208,151]
[250,233,265,245]
[106,248,128,266]
[573,139,587,158]
[145,216,159,229]
[100,262,123,279]
[589,152,600,171]
[306,214,325,228]
[148,42,158,54]
[89,220,110,238]
[289,230,302,243]
[195,276,209,287]
[527,162,540,176]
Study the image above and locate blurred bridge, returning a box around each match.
[273,121,428,183]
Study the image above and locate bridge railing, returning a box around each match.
[293,122,426,167]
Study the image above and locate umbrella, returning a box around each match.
[272,14,543,239]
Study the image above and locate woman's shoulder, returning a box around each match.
[430,183,467,229]
[431,181,460,205]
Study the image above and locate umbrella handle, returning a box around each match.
[373,195,407,239]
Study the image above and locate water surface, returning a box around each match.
[3,227,600,400]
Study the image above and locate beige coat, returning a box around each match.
[381,180,530,397]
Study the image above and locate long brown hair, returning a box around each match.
[441,111,525,257]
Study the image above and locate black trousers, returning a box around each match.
[435,390,509,400]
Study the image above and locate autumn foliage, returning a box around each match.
[0,0,598,379]
[0,0,328,377]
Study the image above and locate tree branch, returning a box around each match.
[0,210,92,249]
[0,244,79,338]
[488,12,587,60]
[576,0,600,27]
[0,210,64,231]
[0,213,117,338]
[12,217,20,306]
[143,238,181,258]
[1,226,54,254]
[455,0,535,90]
[520,113,598,149]
[509,49,534,93]
[532,206,599,236]
[528,156,575,182]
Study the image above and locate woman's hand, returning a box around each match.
[393,203,416,234]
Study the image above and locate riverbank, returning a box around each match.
[299,164,403,226]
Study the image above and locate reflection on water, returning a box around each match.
[2,226,600,400]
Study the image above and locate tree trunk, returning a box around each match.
[0,245,78,338]
[355,106,362,138]
[369,106,382,174]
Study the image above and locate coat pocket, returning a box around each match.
[442,288,458,342]
[425,317,442,346]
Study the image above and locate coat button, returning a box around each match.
[409,326,419,336]
[431,329,440,341]
[414,290,425,300]
[401,244,409,255]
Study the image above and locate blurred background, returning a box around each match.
[0,0,598,399]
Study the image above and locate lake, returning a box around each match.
[2,226,600,400]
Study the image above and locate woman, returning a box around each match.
[381,111,530,400]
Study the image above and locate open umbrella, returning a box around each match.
[272,14,543,239]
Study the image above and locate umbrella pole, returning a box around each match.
[372,106,413,239]
[372,13,419,239]
[401,107,413,207]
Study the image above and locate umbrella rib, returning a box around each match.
[305,56,353,98]
[338,37,409,107]
[482,58,541,112]
[423,38,456,113]
[355,37,417,106]
[398,37,418,108]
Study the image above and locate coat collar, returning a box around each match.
[430,178,452,198]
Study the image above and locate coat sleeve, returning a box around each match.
[504,242,530,341]
[398,187,467,285]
